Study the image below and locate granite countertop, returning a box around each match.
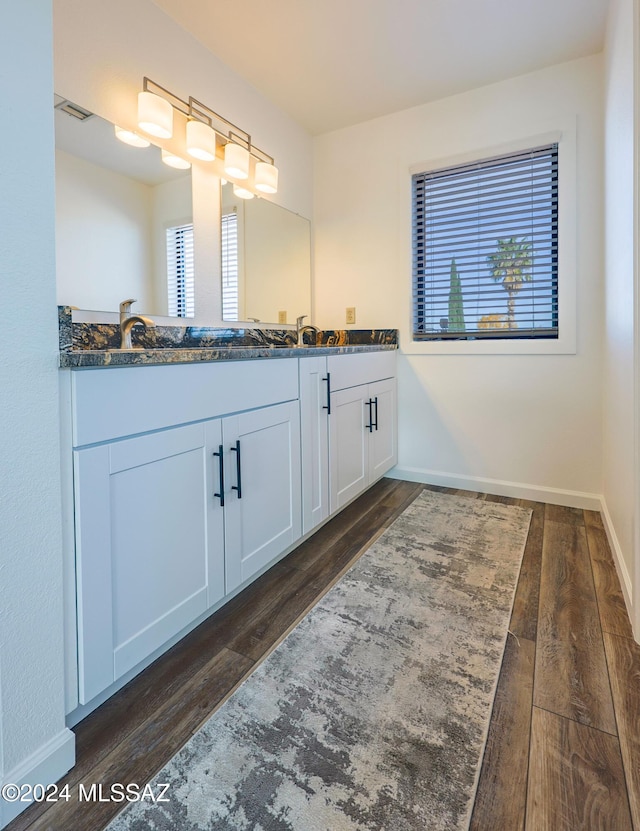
[60,343,397,368]
[58,307,398,369]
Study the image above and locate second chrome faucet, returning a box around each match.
[295,314,319,347]
[119,299,156,350]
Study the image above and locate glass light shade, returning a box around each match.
[161,149,191,170]
[233,183,254,199]
[138,90,173,139]
[255,162,279,194]
[186,119,216,161]
[114,126,150,148]
[224,142,250,179]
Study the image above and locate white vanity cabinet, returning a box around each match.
[68,359,300,706]
[299,351,397,520]
[299,356,331,534]
[222,401,301,593]
[368,378,398,480]
[73,421,225,703]
[326,352,397,512]
[64,349,396,713]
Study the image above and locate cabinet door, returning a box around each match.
[369,377,398,482]
[74,422,225,704]
[329,385,369,513]
[224,401,301,593]
[299,357,330,535]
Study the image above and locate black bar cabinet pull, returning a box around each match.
[322,372,331,415]
[373,396,379,431]
[231,440,242,499]
[213,444,225,507]
[365,398,373,432]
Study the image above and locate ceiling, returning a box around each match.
[152,0,610,136]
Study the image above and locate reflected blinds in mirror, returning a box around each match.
[222,210,239,320]
[166,223,195,318]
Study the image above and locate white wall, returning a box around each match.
[55,149,155,311]
[0,2,74,827]
[602,0,637,620]
[314,55,604,506]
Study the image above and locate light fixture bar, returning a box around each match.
[141,77,275,167]
[142,77,190,118]
[189,98,251,152]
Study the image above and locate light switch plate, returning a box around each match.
[278,311,287,324]
[346,307,356,325]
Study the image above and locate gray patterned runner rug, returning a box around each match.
[108,490,531,831]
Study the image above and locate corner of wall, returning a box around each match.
[599,494,636,640]
[1,729,75,828]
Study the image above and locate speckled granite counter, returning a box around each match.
[58,307,398,368]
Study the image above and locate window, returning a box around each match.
[166,223,195,318]
[412,144,558,341]
[221,209,239,320]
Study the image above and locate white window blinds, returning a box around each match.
[166,223,195,318]
[412,144,558,340]
[221,210,239,321]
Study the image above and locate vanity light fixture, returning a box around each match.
[232,183,254,200]
[136,77,278,195]
[161,149,191,170]
[224,142,250,180]
[138,86,174,139]
[186,118,217,162]
[255,161,279,194]
[114,126,151,148]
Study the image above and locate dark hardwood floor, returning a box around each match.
[7,479,640,831]
[469,495,638,831]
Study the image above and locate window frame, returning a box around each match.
[406,126,576,356]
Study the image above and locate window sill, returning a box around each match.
[401,333,576,356]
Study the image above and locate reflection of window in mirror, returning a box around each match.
[166,223,195,317]
[220,180,311,325]
[222,209,239,320]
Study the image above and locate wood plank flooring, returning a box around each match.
[470,490,638,831]
[7,479,640,831]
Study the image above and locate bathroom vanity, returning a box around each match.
[54,91,398,723]
[59,313,398,718]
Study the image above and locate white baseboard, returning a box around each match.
[388,466,602,510]
[1,728,75,828]
[599,495,635,628]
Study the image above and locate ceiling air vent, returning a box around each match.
[54,97,94,121]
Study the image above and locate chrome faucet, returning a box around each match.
[295,314,319,347]
[119,298,156,349]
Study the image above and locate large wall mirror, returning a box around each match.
[54,96,312,326]
[54,96,192,317]
[221,184,311,324]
